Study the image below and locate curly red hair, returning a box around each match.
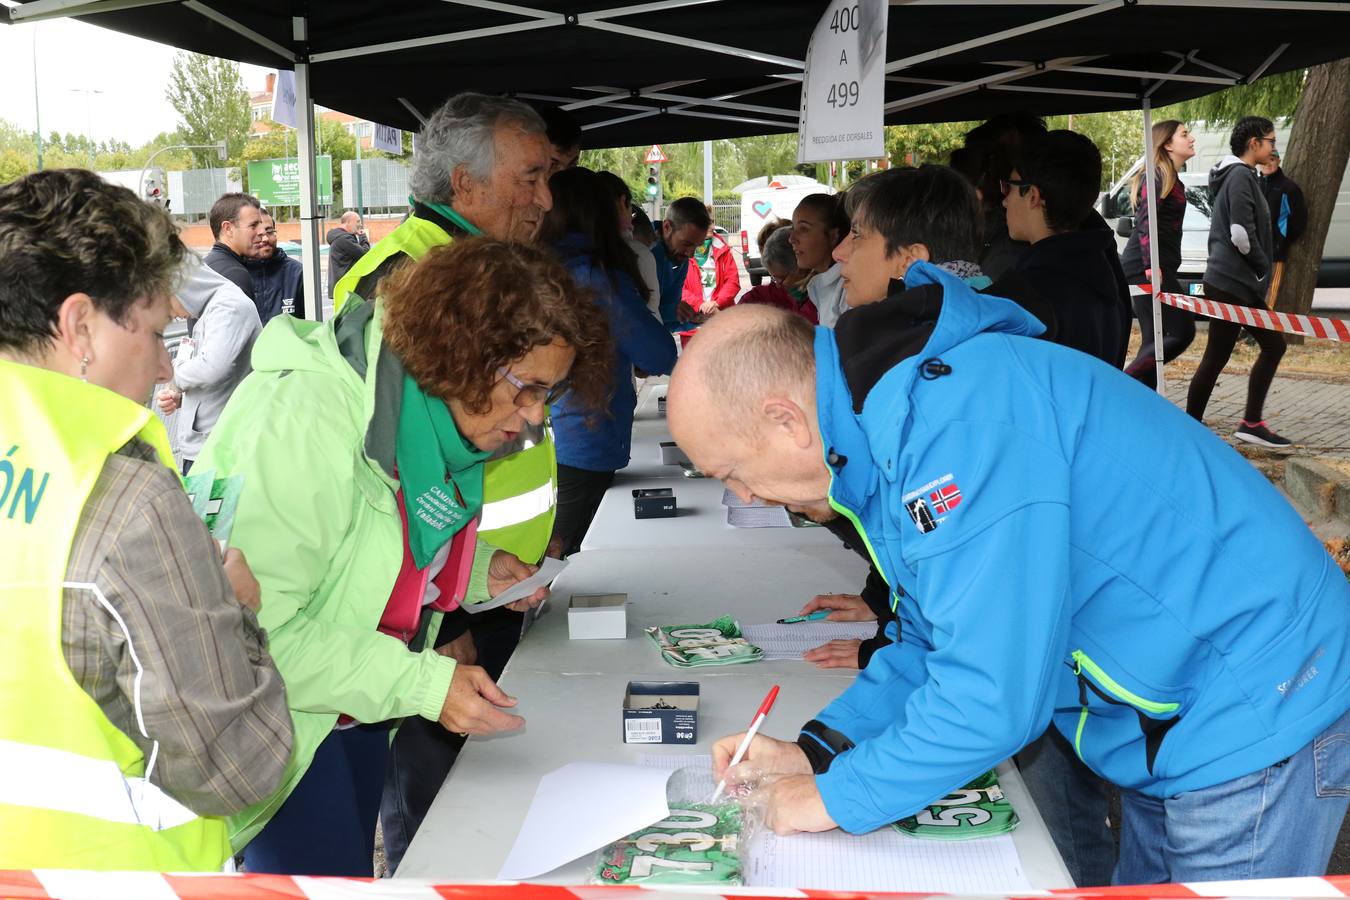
[381,238,612,415]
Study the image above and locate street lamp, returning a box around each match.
[32,26,43,171]
[68,88,104,168]
[138,140,227,205]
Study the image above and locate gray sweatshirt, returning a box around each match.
[810,262,849,328]
[172,259,262,461]
[1205,155,1274,306]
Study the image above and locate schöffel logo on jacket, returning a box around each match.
[905,497,937,533]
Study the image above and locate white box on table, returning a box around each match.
[568,593,627,639]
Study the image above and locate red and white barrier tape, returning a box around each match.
[3,872,1350,900]
[1132,285,1350,342]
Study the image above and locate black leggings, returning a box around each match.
[551,464,617,557]
[1185,284,1286,423]
[1124,271,1196,389]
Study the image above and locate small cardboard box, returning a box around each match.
[659,441,692,467]
[568,593,627,640]
[634,494,677,519]
[622,681,699,744]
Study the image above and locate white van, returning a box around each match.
[738,180,835,285]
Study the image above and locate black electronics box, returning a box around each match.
[622,681,699,744]
[634,492,677,519]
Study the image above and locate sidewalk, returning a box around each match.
[1164,368,1350,460]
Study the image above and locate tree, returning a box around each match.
[165,51,250,167]
[1162,70,1306,128]
[0,148,29,185]
[736,133,798,182]
[1271,60,1350,333]
[884,121,972,168]
[1047,111,1143,189]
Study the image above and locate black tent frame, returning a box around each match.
[9,0,1350,390]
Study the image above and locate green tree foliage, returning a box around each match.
[165,51,250,167]
[884,122,972,168]
[0,149,29,185]
[1046,111,1145,189]
[0,118,196,185]
[582,133,821,201]
[1161,70,1306,129]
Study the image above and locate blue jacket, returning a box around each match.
[246,253,306,325]
[804,261,1350,834]
[551,233,677,472]
[650,236,694,333]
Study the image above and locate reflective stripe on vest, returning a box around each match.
[0,737,196,829]
[478,430,557,562]
[0,360,231,871]
[478,481,554,532]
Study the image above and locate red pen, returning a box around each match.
[710,684,780,802]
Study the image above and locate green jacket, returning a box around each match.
[196,300,494,849]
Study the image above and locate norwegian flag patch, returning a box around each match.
[930,483,962,513]
[902,472,963,531]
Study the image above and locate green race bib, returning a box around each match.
[594,803,744,886]
[892,770,1020,840]
[646,615,763,668]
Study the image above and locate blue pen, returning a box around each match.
[776,610,831,624]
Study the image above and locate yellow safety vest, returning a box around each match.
[0,360,232,871]
[332,215,453,315]
[333,211,557,563]
[477,424,557,562]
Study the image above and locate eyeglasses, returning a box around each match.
[497,367,570,407]
[1259,137,1278,147]
[1000,178,1031,198]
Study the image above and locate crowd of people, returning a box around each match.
[1,91,1342,889]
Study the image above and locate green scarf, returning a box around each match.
[693,237,713,266]
[415,196,483,237]
[396,372,491,569]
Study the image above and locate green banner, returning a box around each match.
[246,156,333,206]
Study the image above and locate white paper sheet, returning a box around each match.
[496,761,672,880]
[721,489,795,527]
[639,754,1033,893]
[741,622,878,660]
[464,556,568,615]
[726,506,794,528]
[748,826,1033,893]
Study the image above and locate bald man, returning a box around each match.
[668,278,1350,884]
[326,210,370,299]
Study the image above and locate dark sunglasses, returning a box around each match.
[1000,178,1031,198]
[497,367,570,407]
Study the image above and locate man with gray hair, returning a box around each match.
[331,92,552,311]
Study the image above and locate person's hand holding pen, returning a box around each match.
[711,729,836,835]
[799,592,875,622]
[791,592,876,669]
